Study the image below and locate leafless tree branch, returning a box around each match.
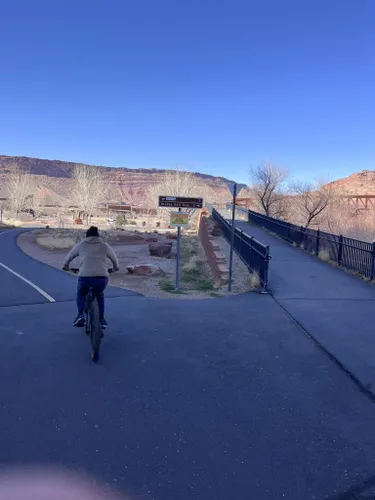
[250,164,288,217]
[5,166,34,216]
[147,169,215,226]
[71,164,107,224]
[291,180,336,228]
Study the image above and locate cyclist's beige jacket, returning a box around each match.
[63,236,119,277]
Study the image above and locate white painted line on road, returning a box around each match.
[0,262,56,303]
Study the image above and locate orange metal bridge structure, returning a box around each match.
[235,195,375,213]
[341,195,375,212]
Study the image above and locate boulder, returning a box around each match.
[149,241,173,258]
[126,265,164,276]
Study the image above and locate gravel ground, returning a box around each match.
[17,231,181,299]
[17,230,248,299]
[214,235,251,293]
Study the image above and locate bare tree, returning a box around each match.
[291,180,336,228]
[250,164,288,217]
[30,189,46,219]
[71,164,107,224]
[147,169,215,226]
[5,167,34,216]
[118,186,144,217]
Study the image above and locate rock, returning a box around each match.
[126,265,164,276]
[166,234,178,240]
[210,223,222,237]
[149,241,173,258]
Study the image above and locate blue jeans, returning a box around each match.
[77,277,109,319]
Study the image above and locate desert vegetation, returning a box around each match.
[249,164,375,242]
[2,154,375,244]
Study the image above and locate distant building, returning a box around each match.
[101,203,157,216]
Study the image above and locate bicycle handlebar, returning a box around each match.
[66,268,115,275]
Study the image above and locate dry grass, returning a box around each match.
[287,199,375,243]
[10,220,24,227]
[33,228,145,250]
[248,271,261,290]
[35,229,84,250]
[179,236,214,292]
[0,223,15,231]
[36,234,77,250]
[318,248,331,262]
[181,254,201,273]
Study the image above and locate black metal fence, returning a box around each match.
[212,208,270,288]
[248,210,375,280]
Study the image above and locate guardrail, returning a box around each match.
[248,210,375,280]
[212,208,270,289]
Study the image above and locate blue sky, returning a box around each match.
[1,0,374,184]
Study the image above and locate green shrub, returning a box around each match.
[159,279,175,292]
[116,215,126,227]
[197,279,214,291]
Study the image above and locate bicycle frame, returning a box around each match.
[84,289,94,335]
[65,268,113,363]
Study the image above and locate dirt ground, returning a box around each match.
[17,229,250,299]
[214,236,252,293]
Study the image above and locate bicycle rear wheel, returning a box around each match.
[89,297,102,362]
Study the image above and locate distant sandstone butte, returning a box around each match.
[327,170,375,195]
[0,155,248,205]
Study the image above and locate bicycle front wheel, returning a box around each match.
[89,298,102,362]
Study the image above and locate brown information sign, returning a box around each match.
[158,196,203,209]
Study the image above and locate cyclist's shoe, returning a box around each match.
[73,314,85,327]
[100,318,108,330]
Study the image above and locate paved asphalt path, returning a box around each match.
[233,218,375,398]
[1,230,375,499]
[0,229,138,306]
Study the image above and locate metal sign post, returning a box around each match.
[175,208,182,290]
[228,183,237,292]
[159,196,202,292]
[170,210,189,291]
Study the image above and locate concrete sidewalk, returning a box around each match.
[235,220,375,396]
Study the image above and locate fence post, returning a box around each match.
[249,236,253,269]
[300,226,304,246]
[338,235,344,266]
[263,245,270,291]
[315,229,320,256]
[228,184,237,292]
[371,242,375,281]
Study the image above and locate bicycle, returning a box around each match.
[69,268,113,362]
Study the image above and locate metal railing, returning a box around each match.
[248,210,375,280]
[212,208,270,288]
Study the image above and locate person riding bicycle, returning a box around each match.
[63,226,119,329]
